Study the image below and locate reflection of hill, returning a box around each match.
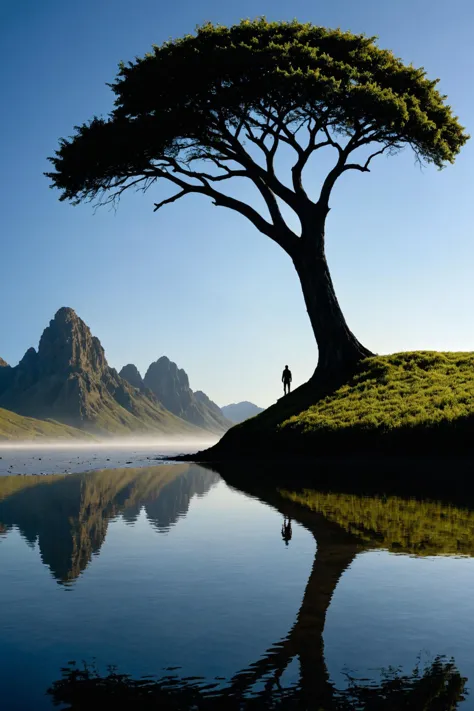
[281,489,474,556]
[207,463,474,707]
[0,465,218,584]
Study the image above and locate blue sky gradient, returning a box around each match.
[1,0,473,407]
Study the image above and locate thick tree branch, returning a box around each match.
[217,119,304,215]
[158,149,297,249]
[291,117,331,198]
[150,167,297,255]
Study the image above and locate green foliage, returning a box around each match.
[281,351,474,434]
[281,487,474,556]
[47,19,468,207]
[0,407,93,441]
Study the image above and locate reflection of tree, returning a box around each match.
[225,488,361,708]
[48,654,466,709]
[46,468,468,708]
[212,466,470,708]
[0,465,218,583]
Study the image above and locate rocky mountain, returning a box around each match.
[137,356,232,434]
[221,401,264,424]
[194,390,225,421]
[0,308,203,437]
[119,364,145,391]
[0,359,11,393]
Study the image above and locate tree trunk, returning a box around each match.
[293,219,373,379]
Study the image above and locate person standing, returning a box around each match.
[282,365,292,395]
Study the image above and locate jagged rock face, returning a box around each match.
[144,357,232,433]
[37,307,107,376]
[144,357,193,416]
[194,390,232,430]
[0,308,200,436]
[119,364,145,391]
[0,358,12,397]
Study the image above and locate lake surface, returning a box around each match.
[0,451,473,709]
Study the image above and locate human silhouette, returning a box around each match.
[281,516,292,545]
[282,365,292,395]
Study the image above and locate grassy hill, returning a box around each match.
[197,352,474,459]
[0,407,93,441]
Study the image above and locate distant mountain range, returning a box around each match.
[119,357,232,433]
[221,401,264,423]
[0,308,263,440]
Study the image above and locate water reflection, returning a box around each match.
[0,465,218,583]
[204,464,474,708]
[49,655,466,709]
[8,461,470,708]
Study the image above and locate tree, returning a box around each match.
[47,19,468,379]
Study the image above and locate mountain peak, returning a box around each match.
[38,308,106,375]
[0,358,8,367]
[143,358,231,433]
[144,356,192,413]
[53,306,79,322]
[0,310,202,436]
[119,364,144,390]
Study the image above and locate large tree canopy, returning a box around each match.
[47,19,469,378]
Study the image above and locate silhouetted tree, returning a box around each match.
[47,20,468,379]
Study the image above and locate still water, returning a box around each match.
[0,459,473,709]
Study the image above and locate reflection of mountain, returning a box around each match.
[0,465,218,584]
[144,466,216,532]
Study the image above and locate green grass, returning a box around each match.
[0,407,93,441]
[282,352,474,434]
[203,351,474,458]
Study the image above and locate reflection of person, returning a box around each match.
[282,365,292,395]
[281,517,292,546]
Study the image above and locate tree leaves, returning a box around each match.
[46,19,468,224]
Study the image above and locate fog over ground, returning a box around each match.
[0,438,217,476]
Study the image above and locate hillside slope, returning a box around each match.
[193,352,474,459]
[0,407,92,441]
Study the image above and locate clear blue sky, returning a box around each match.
[1,0,473,408]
